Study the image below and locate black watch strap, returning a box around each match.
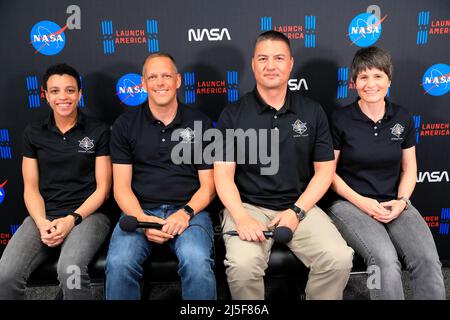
[289,204,306,221]
[182,205,195,218]
[68,212,82,226]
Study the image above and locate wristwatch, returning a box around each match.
[289,204,306,221]
[68,212,82,226]
[397,197,411,210]
[182,205,195,219]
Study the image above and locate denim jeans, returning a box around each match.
[327,200,445,300]
[105,205,216,300]
[0,213,110,300]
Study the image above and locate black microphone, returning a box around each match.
[224,226,293,244]
[119,215,163,232]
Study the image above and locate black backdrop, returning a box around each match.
[1,0,449,264]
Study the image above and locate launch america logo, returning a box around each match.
[0,129,12,160]
[260,16,317,48]
[116,73,148,106]
[413,115,449,144]
[421,64,450,96]
[183,71,239,104]
[101,19,159,55]
[416,11,450,45]
[423,208,450,235]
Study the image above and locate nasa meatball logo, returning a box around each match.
[116,73,148,106]
[422,64,450,96]
[0,180,7,204]
[30,20,67,55]
[348,13,383,47]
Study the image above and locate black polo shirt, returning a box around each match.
[110,102,212,209]
[331,99,415,202]
[216,88,334,211]
[22,111,110,217]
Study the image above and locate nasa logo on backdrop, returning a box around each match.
[30,20,66,55]
[0,180,7,204]
[116,73,148,106]
[421,64,450,96]
[183,71,239,105]
[347,5,386,47]
[29,5,81,56]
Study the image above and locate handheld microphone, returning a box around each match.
[224,226,293,244]
[119,215,163,232]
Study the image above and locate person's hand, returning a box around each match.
[41,216,76,247]
[268,209,298,233]
[162,209,190,236]
[36,218,58,247]
[375,199,406,224]
[234,214,267,242]
[355,196,390,219]
[142,215,173,244]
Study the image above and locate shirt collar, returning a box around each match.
[253,87,294,115]
[43,109,85,131]
[144,101,183,128]
[351,98,394,122]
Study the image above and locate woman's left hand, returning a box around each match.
[45,216,76,247]
[375,199,407,224]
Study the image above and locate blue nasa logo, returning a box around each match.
[422,64,450,96]
[0,180,7,204]
[30,20,66,55]
[348,13,382,47]
[116,73,147,106]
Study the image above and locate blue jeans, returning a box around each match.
[0,214,110,300]
[327,200,445,300]
[105,205,216,300]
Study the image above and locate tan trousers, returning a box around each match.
[222,203,354,300]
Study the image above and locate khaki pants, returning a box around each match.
[222,203,354,300]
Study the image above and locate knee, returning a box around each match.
[105,251,142,279]
[225,254,267,281]
[178,248,214,274]
[57,259,89,285]
[315,245,354,272]
[369,250,401,273]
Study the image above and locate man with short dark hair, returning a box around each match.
[214,31,354,300]
[105,53,217,300]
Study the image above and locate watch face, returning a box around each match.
[183,205,194,217]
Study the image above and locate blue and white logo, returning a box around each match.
[116,73,147,106]
[422,64,450,96]
[348,13,382,47]
[30,20,66,55]
[0,180,7,204]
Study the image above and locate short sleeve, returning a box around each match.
[22,125,37,158]
[330,111,343,150]
[95,124,111,156]
[215,107,236,163]
[195,116,214,170]
[401,114,416,149]
[110,117,132,164]
[313,106,335,162]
